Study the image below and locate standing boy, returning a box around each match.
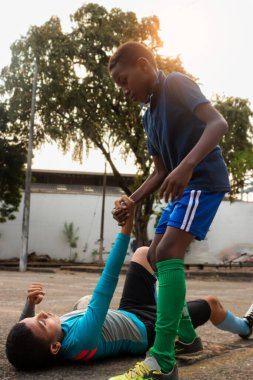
[109,41,230,380]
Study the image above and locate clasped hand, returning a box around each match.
[112,195,135,226]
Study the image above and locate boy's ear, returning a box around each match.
[50,341,61,355]
[136,57,150,72]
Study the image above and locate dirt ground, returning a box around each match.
[1,269,253,379]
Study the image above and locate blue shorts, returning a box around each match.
[155,190,225,240]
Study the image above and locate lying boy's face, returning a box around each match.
[111,60,155,103]
[21,311,62,343]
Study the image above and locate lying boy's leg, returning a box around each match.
[119,247,156,307]
[187,299,212,328]
[118,247,157,347]
[73,295,92,310]
[203,295,252,338]
[131,246,155,276]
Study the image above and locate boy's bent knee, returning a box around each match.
[156,228,194,261]
[156,240,181,261]
[131,246,149,261]
[203,295,227,325]
[131,246,154,275]
[203,295,220,309]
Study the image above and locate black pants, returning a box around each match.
[118,262,211,347]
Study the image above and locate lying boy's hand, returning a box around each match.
[121,195,135,218]
[160,164,193,203]
[120,196,135,235]
[27,283,45,305]
[112,197,129,226]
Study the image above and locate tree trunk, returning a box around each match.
[94,139,131,195]
[134,194,155,248]
[93,138,155,248]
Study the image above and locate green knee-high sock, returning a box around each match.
[149,259,185,374]
[177,302,197,343]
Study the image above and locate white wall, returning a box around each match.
[0,192,252,264]
[148,200,253,264]
[0,191,131,263]
[208,201,253,254]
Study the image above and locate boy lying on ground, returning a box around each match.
[6,197,253,374]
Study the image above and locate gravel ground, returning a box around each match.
[1,269,253,380]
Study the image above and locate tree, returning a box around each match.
[0,103,26,222]
[0,3,191,245]
[215,96,253,199]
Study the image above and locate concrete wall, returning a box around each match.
[147,200,253,264]
[204,200,253,262]
[0,191,252,264]
[0,191,131,263]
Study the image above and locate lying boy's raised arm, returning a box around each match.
[62,196,135,359]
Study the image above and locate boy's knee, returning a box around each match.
[156,240,177,261]
[203,295,227,325]
[131,246,155,274]
[203,295,221,310]
[131,246,149,263]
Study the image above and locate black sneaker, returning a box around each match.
[175,336,203,356]
[239,303,253,339]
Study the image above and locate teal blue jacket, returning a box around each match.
[58,233,148,362]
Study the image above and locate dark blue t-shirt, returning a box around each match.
[143,71,230,191]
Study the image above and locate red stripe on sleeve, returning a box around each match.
[83,347,98,361]
[72,349,89,361]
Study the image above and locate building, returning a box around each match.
[0,170,135,263]
[0,169,252,264]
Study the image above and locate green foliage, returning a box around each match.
[0,3,191,244]
[0,103,26,222]
[0,4,252,239]
[63,222,79,249]
[215,96,253,198]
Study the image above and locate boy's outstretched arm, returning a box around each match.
[19,283,45,321]
[160,103,228,202]
[130,155,168,203]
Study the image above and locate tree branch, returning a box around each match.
[94,137,131,195]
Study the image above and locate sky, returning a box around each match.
[1,0,253,173]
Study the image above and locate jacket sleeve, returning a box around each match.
[68,233,130,357]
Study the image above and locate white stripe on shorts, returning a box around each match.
[185,190,202,232]
[180,190,195,230]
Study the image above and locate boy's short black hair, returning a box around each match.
[6,322,54,371]
[108,41,157,72]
